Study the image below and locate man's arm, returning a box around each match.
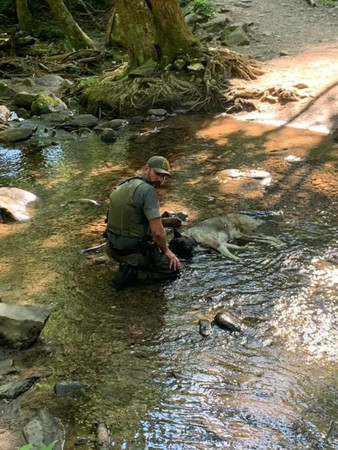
[149,218,181,271]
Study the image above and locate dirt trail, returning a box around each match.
[218,0,338,133]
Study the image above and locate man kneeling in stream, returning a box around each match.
[105,156,181,290]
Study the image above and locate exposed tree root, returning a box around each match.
[75,47,266,116]
[223,84,308,113]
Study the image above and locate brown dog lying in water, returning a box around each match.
[169,213,285,261]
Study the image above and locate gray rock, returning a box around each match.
[97,119,128,130]
[100,128,118,143]
[24,410,65,450]
[223,26,250,46]
[0,376,40,399]
[185,13,204,27]
[147,108,167,116]
[31,95,67,115]
[214,310,242,332]
[0,105,11,121]
[0,187,37,222]
[0,126,34,143]
[71,114,99,128]
[129,116,144,125]
[0,82,16,99]
[15,107,30,119]
[0,359,18,376]
[35,74,67,92]
[96,423,110,450]
[0,396,23,422]
[40,111,74,124]
[54,380,90,396]
[0,302,50,348]
[201,14,232,33]
[13,91,38,108]
[199,319,213,337]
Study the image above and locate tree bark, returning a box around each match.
[16,0,34,32]
[46,0,95,50]
[113,0,200,68]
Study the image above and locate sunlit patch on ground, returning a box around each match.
[41,234,67,249]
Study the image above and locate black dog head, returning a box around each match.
[169,229,194,259]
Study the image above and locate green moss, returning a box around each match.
[31,94,60,115]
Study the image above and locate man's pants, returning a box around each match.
[105,242,179,281]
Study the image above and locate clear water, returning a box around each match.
[0,115,337,449]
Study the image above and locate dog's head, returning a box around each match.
[169,229,194,259]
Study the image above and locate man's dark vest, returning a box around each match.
[107,176,153,238]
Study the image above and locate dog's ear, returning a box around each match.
[173,228,182,238]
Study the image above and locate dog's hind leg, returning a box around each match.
[196,234,241,261]
[240,234,286,248]
[223,242,255,251]
[218,244,241,260]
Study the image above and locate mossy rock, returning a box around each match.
[0,82,16,99]
[30,94,64,115]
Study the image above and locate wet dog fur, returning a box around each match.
[169,213,285,261]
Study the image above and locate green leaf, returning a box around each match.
[19,446,33,450]
[37,442,58,450]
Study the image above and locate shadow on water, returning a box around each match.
[0,114,337,448]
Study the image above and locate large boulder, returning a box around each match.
[0,303,51,349]
[0,187,37,222]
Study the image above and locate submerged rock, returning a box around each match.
[0,359,18,376]
[0,302,51,349]
[0,376,40,399]
[24,410,65,450]
[0,126,34,143]
[199,319,213,337]
[100,128,118,143]
[54,380,90,396]
[214,310,242,332]
[96,422,110,450]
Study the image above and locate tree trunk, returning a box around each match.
[113,0,200,68]
[16,0,34,32]
[46,0,95,50]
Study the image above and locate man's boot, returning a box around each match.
[111,264,137,290]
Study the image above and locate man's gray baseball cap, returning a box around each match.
[147,156,171,176]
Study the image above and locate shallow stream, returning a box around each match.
[0,114,337,449]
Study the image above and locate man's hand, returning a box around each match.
[149,218,181,271]
[164,248,181,271]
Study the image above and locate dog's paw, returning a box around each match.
[231,255,242,261]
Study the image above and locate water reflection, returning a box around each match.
[0,144,64,184]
